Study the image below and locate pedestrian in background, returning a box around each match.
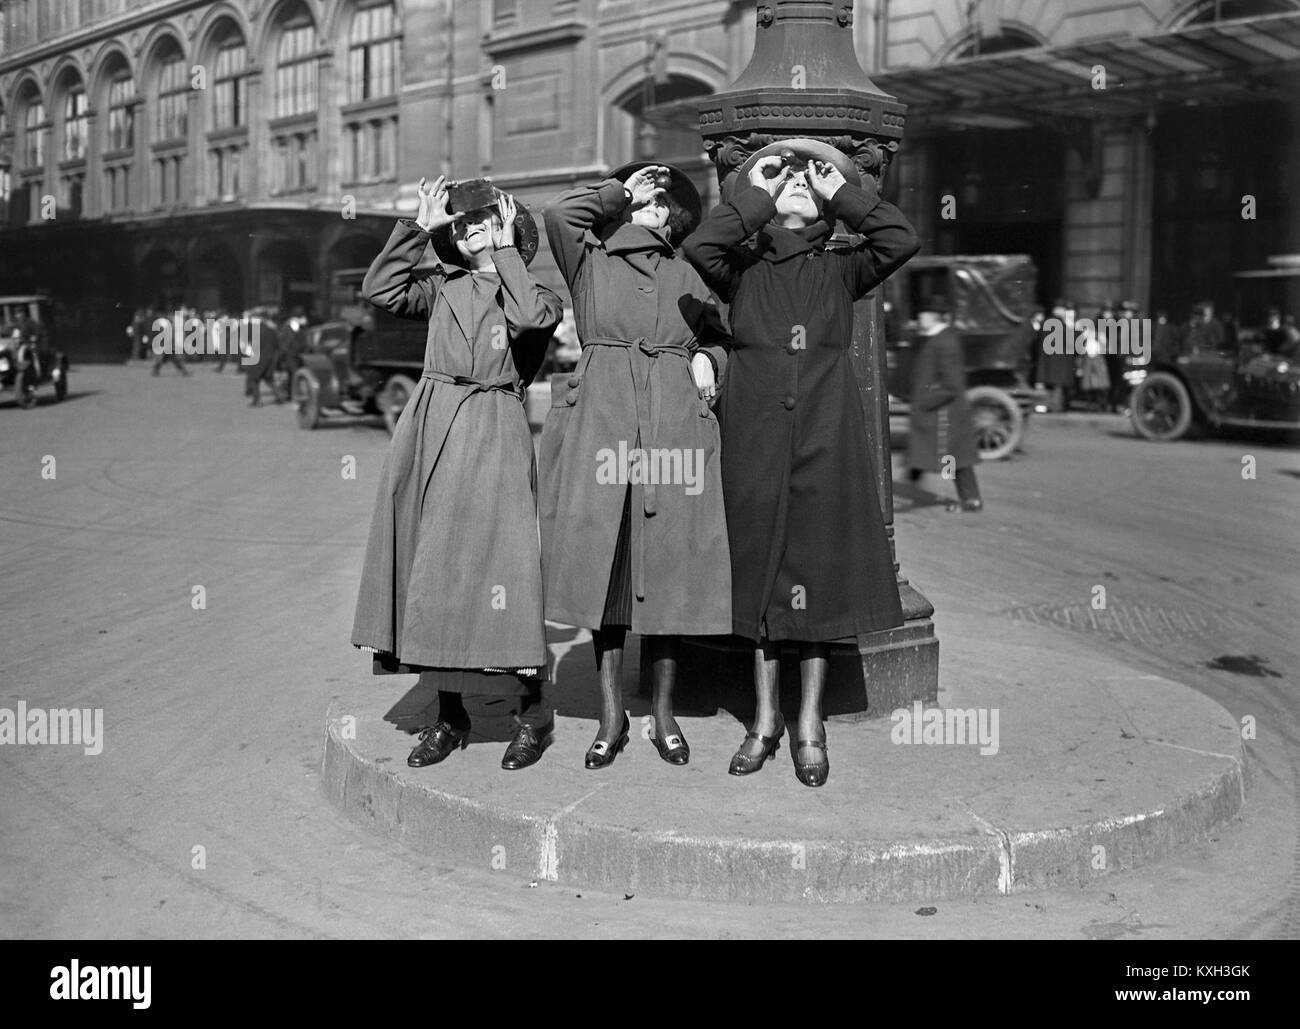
[150,306,189,377]
[244,310,280,405]
[906,305,982,512]
[1185,301,1225,354]
[1040,297,1076,409]
[1078,306,1111,410]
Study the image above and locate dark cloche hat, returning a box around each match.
[609,161,703,237]
[430,178,540,268]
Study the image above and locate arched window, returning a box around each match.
[270,5,320,194]
[107,73,135,152]
[157,54,189,140]
[348,2,398,103]
[342,2,400,185]
[213,33,247,129]
[63,85,88,160]
[275,15,319,118]
[23,99,47,169]
[951,27,1041,60]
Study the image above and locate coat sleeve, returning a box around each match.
[541,180,629,288]
[491,245,564,340]
[362,218,442,321]
[824,182,921,300]
[681,185,774,303]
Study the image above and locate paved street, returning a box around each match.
[1,364,1296,938]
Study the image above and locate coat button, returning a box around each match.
[783,395,796,410]
[786,343,799,354]
[566,394,577,406]
[568,376,580,388]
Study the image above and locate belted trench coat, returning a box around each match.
[350,219,563,680]
[683,182,920,642]
[538,179,732,634]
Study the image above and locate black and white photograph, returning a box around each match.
[1,0,1297,966]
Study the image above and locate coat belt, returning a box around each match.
[421,368,524,401]
[581,336,691,601]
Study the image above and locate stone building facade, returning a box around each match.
[0,0,1296,357]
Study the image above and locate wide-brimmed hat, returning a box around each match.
[608,161,703,239]
[430,178,540,268]
[729,138,861,204]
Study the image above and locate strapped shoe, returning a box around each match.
[793,738,829,788]
[407,721,469,768]
[501,723,551,771]
[728,715,785,776]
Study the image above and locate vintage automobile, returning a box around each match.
[0,295,69,408]
[291,269,425,433]
[1129,256,1300,441]
[885,255,1046,460]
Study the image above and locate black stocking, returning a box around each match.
[592,627,626,741]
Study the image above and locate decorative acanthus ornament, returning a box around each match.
[703,132,900,189]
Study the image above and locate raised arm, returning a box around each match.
[681,186,772,302]
[824,181,921,300]
[492,245,565,338]
[541,179,629,287]
[362,219,441,321]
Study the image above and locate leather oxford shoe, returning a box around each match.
[407,721,469,767]
[501,723,550,770]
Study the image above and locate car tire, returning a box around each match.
[293,369,321,429]
[1130,372,1193,441]
[381,374,417,436]
[967,385,1023,461]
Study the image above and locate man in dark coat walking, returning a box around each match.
[684,140,920,786]
[906,306,982,511]
[244,311,281,406]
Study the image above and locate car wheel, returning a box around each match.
[1130,372,1192,441]
[967,385,1023,461]
[293,369,321,429]
[381,374,417,436]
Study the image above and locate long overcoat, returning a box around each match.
[907,325,980,472]
[351,219,563,681]
[538,179,732,634]
[683,181,920,643]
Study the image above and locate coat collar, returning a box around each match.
[592,220,675,256]
[754,220,833,263]
[439,264,499,342]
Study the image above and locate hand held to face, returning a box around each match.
[415,175,462,233]
[749,156,791,197]
[493,193,517,249]
[805,161,846,201]
[624,166,668,206]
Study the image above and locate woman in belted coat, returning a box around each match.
[683,140,920,786]
[351,175,563,771]
[906,308,982,511]
[539,162,731,769]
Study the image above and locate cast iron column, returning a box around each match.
[697,0,937,715]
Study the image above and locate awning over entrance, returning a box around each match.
[873,11,1300,130]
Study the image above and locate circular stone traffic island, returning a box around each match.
[321,629,1246,905]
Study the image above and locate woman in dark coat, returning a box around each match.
[906,308,982,511]
[683,140,920,787]
[539,163,731,768]
[352,175,563,771]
